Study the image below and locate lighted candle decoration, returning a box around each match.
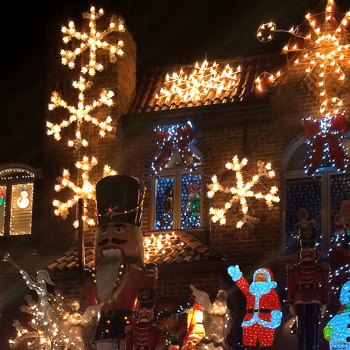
[61,6,125,76]
[52,156,117,228]
[46,76,114,149]
[256,0,350,118]
[207,156,279,229]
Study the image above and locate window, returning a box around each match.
[152,149,202,231]
[0,167,35,236]
[283,137,350,252]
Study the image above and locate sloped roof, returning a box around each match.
[47,231,224,271]
[129,54,285,114]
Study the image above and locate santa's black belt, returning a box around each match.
[247,308,272,313]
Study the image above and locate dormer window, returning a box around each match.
[0,167,35,236]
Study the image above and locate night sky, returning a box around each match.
[0,0,350,162]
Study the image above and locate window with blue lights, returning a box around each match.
[152,147,202,231]
[283,137,350,252]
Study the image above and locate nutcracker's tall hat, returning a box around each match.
[96,175,145,227]
[138,263,158,309]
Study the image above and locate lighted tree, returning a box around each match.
[207,156,279,228]
[46,76,114,149]
[256,0,350,117]
[61,6,125,76]
[53,156,117,228]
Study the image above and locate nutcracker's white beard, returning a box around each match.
[96,257,122,302]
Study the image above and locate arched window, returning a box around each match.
[0,167,35,236]
[283,137,350,252]
[152,147,203,231]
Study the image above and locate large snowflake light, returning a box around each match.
[61,6,125,76]
[207,156,279,229]
[156,60,241,105]
[256,0,350,117]
[46,76,114,149]
[53,156,117,228]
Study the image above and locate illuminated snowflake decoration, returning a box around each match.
[53,156,117,228]
[156,60,241,105]
[61,6,125,76]
[46,76,114,149]
[256,0,350,117]
[207,156,280,229]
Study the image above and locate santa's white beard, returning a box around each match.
[96,257,122,302]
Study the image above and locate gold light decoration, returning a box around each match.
[46,76,114,149]
[156,60,241,105]
[256,0,350,117]
[61,6,125,76]
[207,156,279,229]
[52,156,117,228]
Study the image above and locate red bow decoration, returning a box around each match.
[303,114,348,175]
[152,122,200,173]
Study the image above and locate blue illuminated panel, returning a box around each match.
[181,174,201,229]
[285,178,321,252]
[155,177,174,230]
[330,174,350,244]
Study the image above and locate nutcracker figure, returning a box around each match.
[286,247,330,350]
[92,175,146,350]
[125,263,167,350]
[227,265,282,349]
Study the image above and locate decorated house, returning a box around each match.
[1,1,350,349]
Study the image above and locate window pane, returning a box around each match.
[330,174,350,245]
[10,183,33,235]
[181,174,201,229]
[0,186,6,236]
[286,178,322,252]
[155,177,174,230]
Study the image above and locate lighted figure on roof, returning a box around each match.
[156,60,241,105]
[46,76,114,149]
[256,0,350,118]
[60,6,125,76]
[324,281,350,350]
[207,156,279,229]
[227,265,282,349]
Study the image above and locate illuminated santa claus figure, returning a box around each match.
[93,175,146,350]
[228,265,282,349]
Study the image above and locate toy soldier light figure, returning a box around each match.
[287,247,330,350]
[227,265,282,350]
[93,175,146,350]
[125,263,167,350]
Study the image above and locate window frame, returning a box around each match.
[282,137,350,253]
[0,167,36,237]
[150,167,204,231]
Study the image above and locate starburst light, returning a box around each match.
[207,156,279,229]
[61,6,125,76]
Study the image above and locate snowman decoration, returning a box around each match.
[17,187,29,209]
[324,281,350,350]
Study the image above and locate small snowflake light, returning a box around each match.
[256,0,350,117]
[52,156,117,228]
[156,60,241,105]
[207,156,280,229]
[46,76,114,149]
[61,6,125,76]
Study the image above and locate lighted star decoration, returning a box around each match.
[156,60,241,105]
[256,0,350,117]
[61,6,125,76]
[52,156,117,228]
[207,156,280,229]
[46,76,114,149]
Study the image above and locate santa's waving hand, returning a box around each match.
[228,265,282,349]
